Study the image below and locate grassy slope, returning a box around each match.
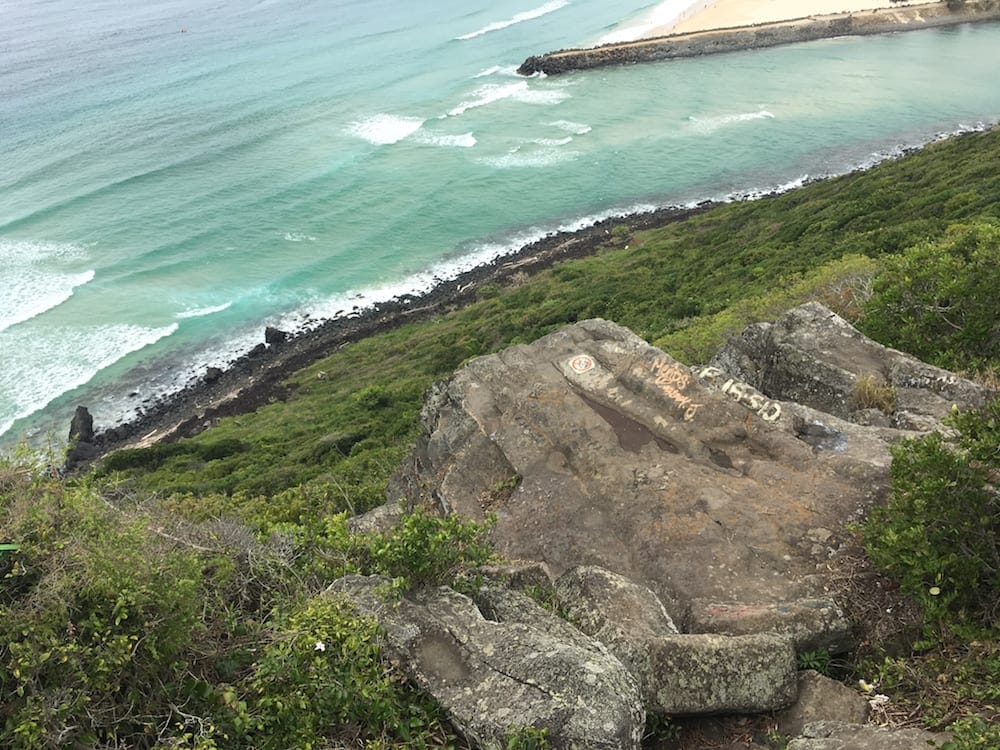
[100,128,1000,503]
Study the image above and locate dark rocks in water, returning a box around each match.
[247,343,266,358]
[68,405,94,444]
[204,366,223,383]
[264,326,288,345]
[65,405,97,470]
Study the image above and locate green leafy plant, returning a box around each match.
[860,221,1000,373]
[505,724,550,749]
[240,595,456,749]
[363,508,496,590]
[797,648,834,675]
[861,400,1000,631]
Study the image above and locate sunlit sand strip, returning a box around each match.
[654,0,923,36]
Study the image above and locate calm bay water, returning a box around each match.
[2,0,999,445]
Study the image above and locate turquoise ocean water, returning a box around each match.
[2,0,999,445]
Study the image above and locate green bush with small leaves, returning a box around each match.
[859,221,1000,374]
[239,596,457,749]
[862,400,1000,631]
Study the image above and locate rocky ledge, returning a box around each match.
[518,0,1000,76]
[343,303,992,748]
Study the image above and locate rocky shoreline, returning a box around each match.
[90,202,716,458]
[517,0,1000,76]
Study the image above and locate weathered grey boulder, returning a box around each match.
[555,566,680,641]
[687,599,854,654]
[395,317,890,614]
[327,575,645,750]
[710,302,992,426]
[346,497,407,534]
[787,720,952,750]
[475,560,555,594]
[777,672,870,737]
[643,632,798,714]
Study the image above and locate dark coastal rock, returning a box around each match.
[65,405,98,470]
[68,405,94,444]
[264,325,288,345]
[327,575,645,750]
[204,366,224,383]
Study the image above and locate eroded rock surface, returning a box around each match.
[327,575,644,750]
[710,301,991,429]
[370,306,993,734]
[777,672,870,737]
[395,315,898,613]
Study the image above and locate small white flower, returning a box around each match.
[869,694,890,708]
[314,641,326,652]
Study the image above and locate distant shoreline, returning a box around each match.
[90,202,716,457]
[518,0,1000,75]
[86,123,998,460]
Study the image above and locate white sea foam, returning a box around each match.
[448,81,570,117]
[511,87,571,106]
[283,232,317,242]
[532,136,573,147]
[599,0,707,44]
[175,301,233,319]
[0,322,178,440]
[687,109,775,135]
[455,0,569,41]
[415,131,478,148]
[479,146,579,169]
[472,65,519,79]
[0,240,94,333]
[549,119,591,135]
[448,81,529,116]
[346,114,425,145]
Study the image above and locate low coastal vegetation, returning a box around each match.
[3,128,999,747]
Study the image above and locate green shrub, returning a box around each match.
[859,222,1000,373]
[944,715,1000,750]
[0,471,212,748]
[861,400,1000,631]
[362,508,496,590]
[240,595,456,749]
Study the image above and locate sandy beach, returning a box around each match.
[651,0,924,36]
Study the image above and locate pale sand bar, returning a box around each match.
[653,0,922,36]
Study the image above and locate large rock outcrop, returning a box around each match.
[710,301,991,431]
[328,575,645,750]
[393,310,986,617]
[367,305,987,740]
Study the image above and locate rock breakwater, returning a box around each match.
[518,0,1000,75]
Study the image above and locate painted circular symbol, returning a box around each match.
[569,354,595,374]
